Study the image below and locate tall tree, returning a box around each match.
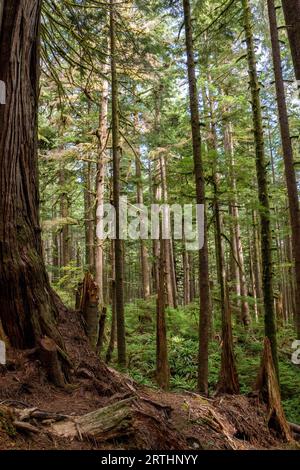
[267,0,300,339]
[206,88,239,394]
[95,69,109,309]
[0,0,66,356]
[134,115,151,300]
[242,0,279,376]
[183,0,211,395]
[156,225,170,390]
[110,0,126,367]
[281,0,300,86]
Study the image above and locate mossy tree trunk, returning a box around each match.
[242,0,279,378]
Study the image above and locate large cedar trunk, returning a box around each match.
[0,0,64,351]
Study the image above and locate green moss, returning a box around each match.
[0,409,16,438]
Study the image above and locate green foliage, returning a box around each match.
[107,299,300,424]
[51,263,84,308]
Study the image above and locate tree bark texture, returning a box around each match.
[183,0,211,395]
[242,0,279,377]
[0,0,65,353]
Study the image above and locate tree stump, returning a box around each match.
[254,338,292,441]
[39,337,67,388]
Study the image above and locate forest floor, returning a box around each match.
[117,298,300,424]
[0,299,299,450]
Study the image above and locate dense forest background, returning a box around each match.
[36,0,300,422]
[0,0,300,449]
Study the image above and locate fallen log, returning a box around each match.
[289,421,300,434]
[50,397,135,441]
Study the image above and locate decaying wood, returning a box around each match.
[254,338,292,441]
[75,281,83,310]
[96,307,107,355]
[39,337,67,389]
[79,273,100,350]
[17,407,67,423]
[13,420,39,434]
[51,397,135,441]
[289,421,300,435]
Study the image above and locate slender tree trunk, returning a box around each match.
[51,205,59,283]
[281,0,300,85]
[159,154,177,308]
[224,121,250,325]
[248,225,259,322]
[152,160,161,294]
[0,0,67,365]
[183,0,211,395]
[229,207,241,304]
[207,90,239,394]
[95,69,109,309]
[189,253,195,302]
[134,115,150,300]
[156,225,170,390]
[106,240,117,363]
[84,161,95,271]
[215,190,240,394]
[242,0,279,376]
[52,233,59,283]
[59,167,71,267]
[182,241,191,305]
[252,210,263,301]
[110,0,126,367]
[268,0,300,339]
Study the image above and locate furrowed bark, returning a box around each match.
[0,0,68,372]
